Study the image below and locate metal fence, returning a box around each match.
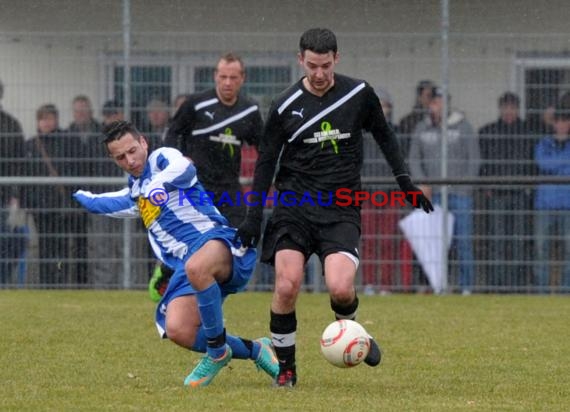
[1,26,570,293]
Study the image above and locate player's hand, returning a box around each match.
[234,214,262,248]
[72,189,94,209]
[396,175,434,214]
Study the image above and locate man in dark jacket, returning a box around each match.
[0,80,27,285]
[24,104,87,285]
[478,92,534,289]
[398,79,436,158]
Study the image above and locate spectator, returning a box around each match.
[409,88,480,294]
[24,104,87,285]
[398,79,436,291]
[78,99,126,287]
[398,79,436,158]
[0,79,27,285]
[533,101,570,292]
[68,95,102,144]
[479,92,534,289]
[361,87,413,294]
[145,98,170,146]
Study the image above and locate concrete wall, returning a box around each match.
[1,0,570,135]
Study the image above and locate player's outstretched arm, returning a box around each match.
[73,188,138,218]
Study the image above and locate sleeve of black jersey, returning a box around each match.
[247,104,285,215]
[163,99,195,156]
[244,107,264,148]
[364,85,409,178]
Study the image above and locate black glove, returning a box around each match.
[234,207,263,247]
[396,175,434,213]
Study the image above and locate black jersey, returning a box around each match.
[164,89,263,197]
[252,73,409,225]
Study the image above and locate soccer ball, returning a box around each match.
[320,319,370,368]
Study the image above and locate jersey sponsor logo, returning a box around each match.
[292,107,304,118]
[302,120,351,154]
[204,110,215,120]
[138,196,161,228]
[208,127,241,157]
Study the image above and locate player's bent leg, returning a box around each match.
[324,253,382,367]
[185,239,232,290]
[165,295,201,349]
[323,252,358,304]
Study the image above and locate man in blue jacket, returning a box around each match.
[534,102,570,292]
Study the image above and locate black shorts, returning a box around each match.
[260,208,360,266]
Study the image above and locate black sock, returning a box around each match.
[331,295,359,320]
[270,310,297,370]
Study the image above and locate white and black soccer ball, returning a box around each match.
[320,319,370,368]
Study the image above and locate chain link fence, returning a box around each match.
[1,24,570,293]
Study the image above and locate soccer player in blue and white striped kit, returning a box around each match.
[73,121,278,388]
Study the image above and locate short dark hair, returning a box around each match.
[102,121,141,146]
[72,94,92,106]
[416,80,435,96]
[299,28,338,55]
[36,104,58,120]
[498,92,520,107]
[217,52,245,73]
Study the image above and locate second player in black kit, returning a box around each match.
[236,28,433,387]
[164,53,263,226]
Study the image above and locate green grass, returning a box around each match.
[1,291,569,411]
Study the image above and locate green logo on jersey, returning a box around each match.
[222,127,235,157]
[320,121,339,154]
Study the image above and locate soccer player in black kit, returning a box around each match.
[164,52,263,227]
[236,28,433,387]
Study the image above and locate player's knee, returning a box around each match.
[184,259,210,289]
[275,271,302,304]
[184,260,198,282]
[185,256,231,289]
[165,322,197,349]
[328,284,355,305]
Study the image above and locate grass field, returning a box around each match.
[1,291,569,411]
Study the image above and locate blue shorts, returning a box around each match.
[155,226,257,338]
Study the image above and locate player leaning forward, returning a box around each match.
[73,121,278,387]
[236,28,434,387]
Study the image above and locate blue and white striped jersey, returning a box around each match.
[73,147,229,269]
